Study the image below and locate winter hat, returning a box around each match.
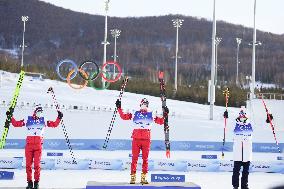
[236,108,248,123]
[238,110,247,118]
[140,98,149,107]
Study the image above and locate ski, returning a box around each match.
[47,87,77,163]
[259,94,281,153]
[102,76,129,149]
[221,88,229,158]
[0,70,25,149]
[158,71,170,156]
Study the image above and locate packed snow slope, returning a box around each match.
[0,70,283,144]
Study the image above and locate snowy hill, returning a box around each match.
[0,70,284,189]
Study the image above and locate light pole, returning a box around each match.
[214,37,221,85]
[236,38,242,86]
[210,0,216,120]
[102,0,110,86]
[251,0,257,99]
[110,29,121,78]
[249,40,261,98]
[172,18,183,93]
[21,16,29,68]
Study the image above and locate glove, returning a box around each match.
[166,150,170,158]
[115,99,121,109]
[57,111,63,119]
[266,114,273,123]
[223,110,228,118]
[163,106,169,114]
[6,111,11,117]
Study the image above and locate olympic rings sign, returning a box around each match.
[56,59,122,90]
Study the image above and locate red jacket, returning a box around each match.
[118,108,164,140]
[11,114,61,144]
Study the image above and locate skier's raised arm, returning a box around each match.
[7,111,25,127]
[47,111,63,128]
[116,99,132,120]
[154,106,169,125]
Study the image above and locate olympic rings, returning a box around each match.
[79,60,100,81]
[101,61,122,83]
[56,59,123,90]
[66,69,89,90]
[56,59,78,81]
[89,71,111,90]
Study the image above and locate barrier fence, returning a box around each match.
[3,139,284,153]
[0,157,283,173]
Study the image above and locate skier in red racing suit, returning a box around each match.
[7,105,63,189]
[116,98,169,184]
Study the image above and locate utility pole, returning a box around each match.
[110,29,121,78]
[102,0,110,87]
[236,38,242,86]
[172,18,183,93]
[210,0,216,120]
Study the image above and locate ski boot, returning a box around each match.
[140,173,149,185]
[26,181,33,189]
[233,187,238,189]
[34,181,39,189]
[130,174,136,184]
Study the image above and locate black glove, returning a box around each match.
[163,106,169,114]
[266,114,273,123]
[115,99,121,109]
[223,110,228,118]
[57,111,63,119]
[6,111,12,117]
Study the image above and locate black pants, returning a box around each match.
[232,161,250,188]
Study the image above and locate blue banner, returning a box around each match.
[201,155,218,159]
[47,152,63,157]
[0,156,283,173]
[151,174,185,182]
[0,171,14,180]
[4,139,284,153]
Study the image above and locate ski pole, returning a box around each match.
[102,77,128,149]
[47,87,77,163]
[222,88,229,158]
[158,71,170,158]
[258,93,281,153]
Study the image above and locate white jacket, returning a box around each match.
[233,121,253,162]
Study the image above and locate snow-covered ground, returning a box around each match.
[0,70,284,189]
[0,150,284,189]
[0,168,284,189]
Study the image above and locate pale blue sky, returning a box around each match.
[40,0,284,35]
